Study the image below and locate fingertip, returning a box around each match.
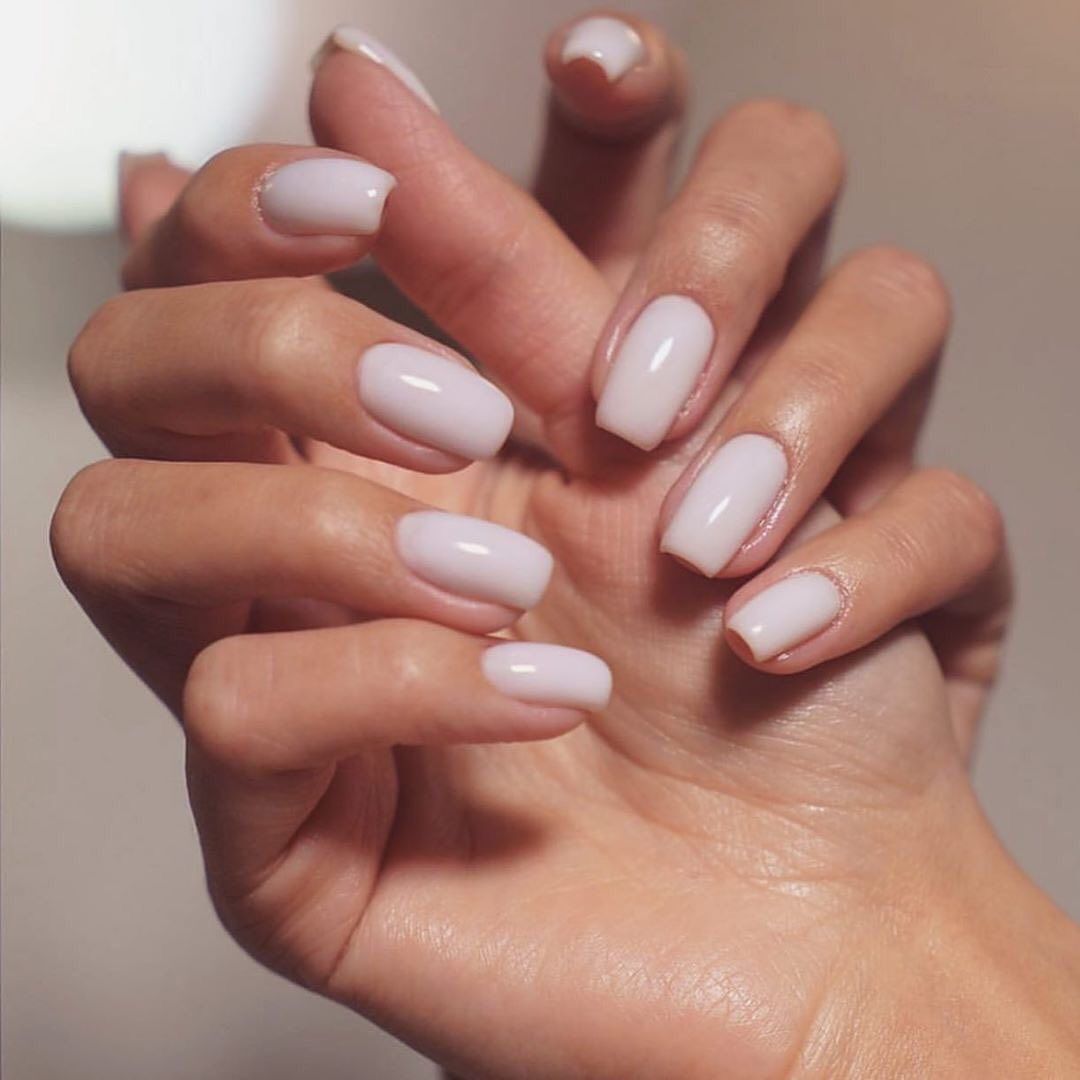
[117,151,189,243]
[545,12,685,138]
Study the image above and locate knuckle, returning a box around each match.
[665,199,784,303]
[846,245,953,330]
[170,170,223,262]
[928,468,1005,560]
[183,639,262,769]
[67,295,128,418]
[292,471,369,574]
[719,99,845,180]
[244,280,327,388]
[50,460,128,591]
[789,348,854,418]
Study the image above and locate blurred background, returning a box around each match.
[3,0,1079,1076]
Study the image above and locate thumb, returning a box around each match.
[118,152,190,244]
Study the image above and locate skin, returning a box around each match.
[52,13,1079,1078]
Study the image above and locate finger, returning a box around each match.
[51,459,556,703]
[121,145,396,289]
[921,544,1013,759]
[535,12,688,282]
[118,152,190,243]
[183,621,610,974]
[659,247,950,579]
[827,363,939,515]
[593,98,845,451]
[186,622,609,776]
[310,29,613,468]
[68,279,513,471]
[721,468,1005,675]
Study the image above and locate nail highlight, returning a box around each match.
[358,344,514,460]
[726,572,843,661]
[661,434,788,576]
[260,158,395,236]
[396,512,553,611]
[482,643,612,711]
[561,16,646,82]
[325,26,438,111]
[596,295,715,450]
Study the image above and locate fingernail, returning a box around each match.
[320,26,439,112]
[561,16,646,82]
[726,572,843,661]
[661,434,788,576]
[358,344,513,460]
[396,511,554,611]
[481,643,612,711]
[596,295,715,450]
[260,158,396,236]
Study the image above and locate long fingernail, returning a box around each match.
[561,16,646,82]
[358,344,513,460]
[396,511,554,611]
[661,434,788,576]
[482,643,612,711]
[596,296,715,450]
[318,26,439,112]
[260,158,396,236]
[726,572,843,661]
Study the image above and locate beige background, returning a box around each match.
[4,1,1079,1076]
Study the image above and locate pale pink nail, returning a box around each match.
[260,158,395,236]
[596,295,715,450]
[396,512,553,611]
[726,572,843,660]
[661,434,788,576]
[358,344,513,460]
[561,16,646,82]
[481,643,612,711]
[327,26,438,111]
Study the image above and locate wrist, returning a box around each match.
[821,793,1080,1076]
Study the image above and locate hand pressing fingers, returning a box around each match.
[121,144,397,288]
[535,12,688,282]
[68,278,512,471]
[50,459,561,705]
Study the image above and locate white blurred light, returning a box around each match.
[0,0,288,230]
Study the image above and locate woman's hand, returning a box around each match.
[53,14,1078,1078]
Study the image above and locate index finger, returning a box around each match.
[310,28,616,471]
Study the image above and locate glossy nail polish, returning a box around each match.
[358,344,514,460]
[482,642,612,711]
[561,16,646,82]
[396,511,553,610]
[260,158,395,236]
[661,434,788,576]
[327,26,438,111]
[596,295,715,450]
[726,572,843,660]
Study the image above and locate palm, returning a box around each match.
[205,432,960,1077]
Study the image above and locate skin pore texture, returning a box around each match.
[52,11,1080,1079]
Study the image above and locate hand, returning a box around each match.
[54,14,1076,1078]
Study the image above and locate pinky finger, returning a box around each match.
[722,469,1006,675]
